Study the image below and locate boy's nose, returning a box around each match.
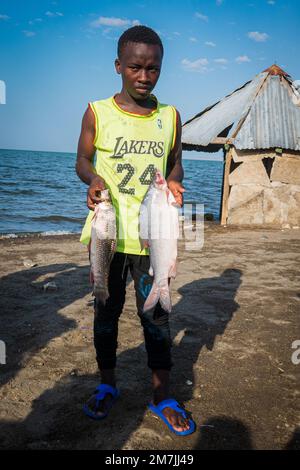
[138,70,149,83]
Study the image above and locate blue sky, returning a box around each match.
[0,0,299,157]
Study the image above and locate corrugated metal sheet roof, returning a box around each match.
[182,67,300,152]
[234,75,300,150]
[182,73,267,146]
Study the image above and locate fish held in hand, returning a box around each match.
[139,170,179,313]
[90,189,116,304]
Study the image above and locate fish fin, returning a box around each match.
[143,282,160,312]
[148,265,154,276]
[91,202,101,223]
[159,285,172,313]
[139,237,149,250]
[168,262,177,278]
[167,190,176,206]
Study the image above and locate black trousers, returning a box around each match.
[93,252,173,371]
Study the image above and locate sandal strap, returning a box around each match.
[94,383,119,401]
[155,398,186,416]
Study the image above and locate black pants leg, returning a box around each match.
[130,255,173,371]
[93,252,128,370]
[93,252,173,371]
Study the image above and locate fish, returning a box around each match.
[139,169,179,313]
[89,189,117,304]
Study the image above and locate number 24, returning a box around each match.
[117,163,156,195]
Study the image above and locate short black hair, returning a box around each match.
[117,25,164,59]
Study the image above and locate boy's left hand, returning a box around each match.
[167,180,185,207]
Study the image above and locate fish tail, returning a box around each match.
[158,284,172,313]
[143,282,160,312]
[143,281,172,313]
[93,285,109,305]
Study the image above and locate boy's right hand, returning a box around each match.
[87,175,106,210]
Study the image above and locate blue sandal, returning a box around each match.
[148,398,196,436]
[83,384,120,420]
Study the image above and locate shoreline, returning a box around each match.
[0,220,297,243]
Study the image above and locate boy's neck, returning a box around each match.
[114,89,157,114]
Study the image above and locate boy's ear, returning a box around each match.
[115,58,121,74]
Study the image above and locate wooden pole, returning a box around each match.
[220,148,233,225]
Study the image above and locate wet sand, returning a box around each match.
[0,223,299,450]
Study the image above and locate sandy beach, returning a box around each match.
[0,223,299,450]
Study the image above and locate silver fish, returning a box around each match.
[139,169,179,313]
[90,189,117,304]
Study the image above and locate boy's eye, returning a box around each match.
[128,66,159,72]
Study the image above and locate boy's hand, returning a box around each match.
[87,175,106,210]
[167,180,185,207]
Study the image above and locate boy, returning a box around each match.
[76,25,195,435]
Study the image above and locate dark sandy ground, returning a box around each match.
[0,222,299,450]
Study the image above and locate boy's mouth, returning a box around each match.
[135,86,151,92]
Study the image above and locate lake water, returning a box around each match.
[0,148,223,237]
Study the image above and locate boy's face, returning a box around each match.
[115,42,162,100]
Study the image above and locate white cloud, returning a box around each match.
[195,12,208,22]
[22,30,36,37]
[248,31,269,42]
[214,58,228,64]
[189,37,198,42]
[29,18,43,25]
[205,41,216,47]
[268,0,275,4]
[102,28,112,36]
[91,16,139,28]
[182,58,209,72]
[216,0,224,5]
[0,80,6,104]
[0,14,10,20]
[173,31,181,36]
[45,11,64,17]
[236,55,251,63]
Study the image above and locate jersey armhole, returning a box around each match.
[88,102,99,146]
[171,106,177,151]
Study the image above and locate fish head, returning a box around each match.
[153,169,168,191]
[100,189,111,201]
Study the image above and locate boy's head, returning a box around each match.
[117,25,163,59]
[115,26,164,100]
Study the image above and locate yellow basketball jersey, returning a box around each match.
[80,95,177,255]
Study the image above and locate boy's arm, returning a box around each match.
[166,109,185,207]
[75,106,105,210]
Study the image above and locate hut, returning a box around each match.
[182,65,300,227]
